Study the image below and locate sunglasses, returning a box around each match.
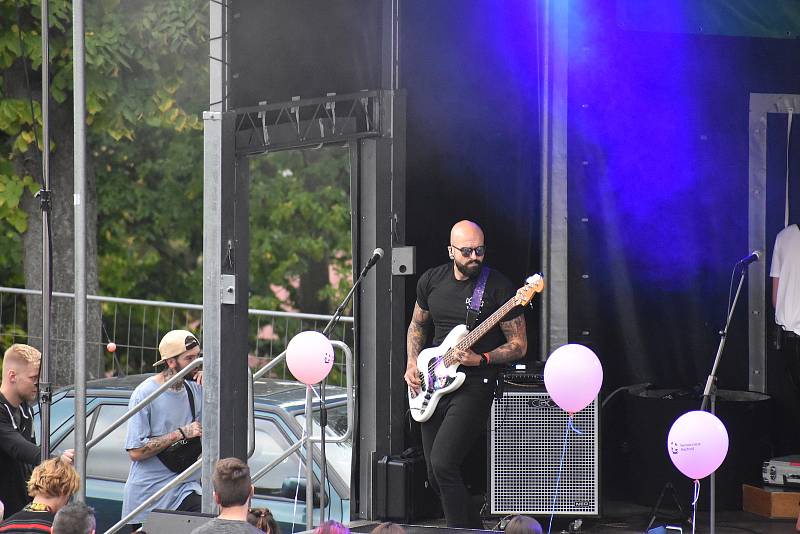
[450,245,486,257]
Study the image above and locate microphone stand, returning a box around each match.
[699,260,749,534]
[316,252,382,522]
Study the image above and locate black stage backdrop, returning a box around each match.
[567,2,800,393]
[228,0,382,107]
[567,0,800,505]
[401,0,800,505]
[402,0,544,363]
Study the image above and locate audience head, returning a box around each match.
[2,344,42,403]
[247,507,280,534]
[212,457,253,508]
[370,522,405,534]
[52,502,96,534]
[504,515,543,534]
[28,457,80,511]
[314,520,350,534]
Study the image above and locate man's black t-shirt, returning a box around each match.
[416,263,523,378]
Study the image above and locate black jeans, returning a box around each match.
[420,378,495,529]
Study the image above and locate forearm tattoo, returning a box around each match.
[136,430,179,459]
[490,315,528,364]
[407,304,431,364]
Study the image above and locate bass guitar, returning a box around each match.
[408,274,544,422]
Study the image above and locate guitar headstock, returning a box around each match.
[514,274,545,306]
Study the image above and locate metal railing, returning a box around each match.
[0,287,353,386]
[99,340,353,533]
[250,341,354,530]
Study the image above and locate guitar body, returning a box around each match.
[406,273,544,424]
[408,324,468,423]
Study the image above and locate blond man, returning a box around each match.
[0,344,74,518]
[0,457,80,533]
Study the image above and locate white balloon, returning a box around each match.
[286,331,335,385]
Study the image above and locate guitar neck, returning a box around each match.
[455,297,517,351]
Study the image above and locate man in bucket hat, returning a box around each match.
[121,330,204,532]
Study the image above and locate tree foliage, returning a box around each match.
[0,0,354,380]
[0,0,207,235]
[249,148,353,314]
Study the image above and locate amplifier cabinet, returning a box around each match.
[490,387,599,516]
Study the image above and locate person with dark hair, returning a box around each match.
[246,508,279,534]
[0,457,80,533]
[0,344,75,518]
[370,522,405,534]
[405,220,528,528]
[313,520,349,534]
[52,502,96,534]
[503,515,542,534]
[122,330,204,531]
[190,458,261,534]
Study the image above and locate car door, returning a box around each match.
[53,400,130,532]
[248,415,313,533]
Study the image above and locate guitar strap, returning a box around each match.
[465,267,490,331]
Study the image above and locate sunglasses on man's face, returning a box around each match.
[450,245,486,258]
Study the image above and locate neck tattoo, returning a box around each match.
[162,368,185,391]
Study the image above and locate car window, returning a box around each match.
[295,404,351,484]
[88,404,132,481]
[55,404,131,482]
[47,391,77,434]
[33,392,89,443]
[249,418,304,497]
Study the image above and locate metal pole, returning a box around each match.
[710,396,716,534]
[72,0,87,502]
[38,0,52,463]
[700,267,747,534]
[539,0,551,361]
[305,385,314,531]
[202,110,223,513]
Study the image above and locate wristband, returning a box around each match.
[480,353,490,367]
[178,427,187,440]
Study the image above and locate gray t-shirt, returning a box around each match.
[122,376,203,524]
[190,517,263,534]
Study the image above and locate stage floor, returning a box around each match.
[350,500,796,534]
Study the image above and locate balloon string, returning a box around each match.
[691,479,700,534]
[291,424,308,534]
[548,413,579,534]
[567,417,584,435]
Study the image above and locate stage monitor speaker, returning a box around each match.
[490,386,600,516]
[142,509,214,534]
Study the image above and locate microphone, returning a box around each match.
[362,247,384,273]
[736,250,761,267]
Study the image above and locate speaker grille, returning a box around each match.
[490,390,599,516]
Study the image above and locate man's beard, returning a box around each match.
[164,362,197,390]
[455,259,482,278]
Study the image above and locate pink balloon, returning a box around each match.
[543,344,603,413]
[667,410,729,480]
[286,331,335,385]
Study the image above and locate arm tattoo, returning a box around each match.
[132,430,179,460]
[407,303,431,364]
[490,315,528,364]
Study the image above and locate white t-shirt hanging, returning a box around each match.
[770,224,800,335]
